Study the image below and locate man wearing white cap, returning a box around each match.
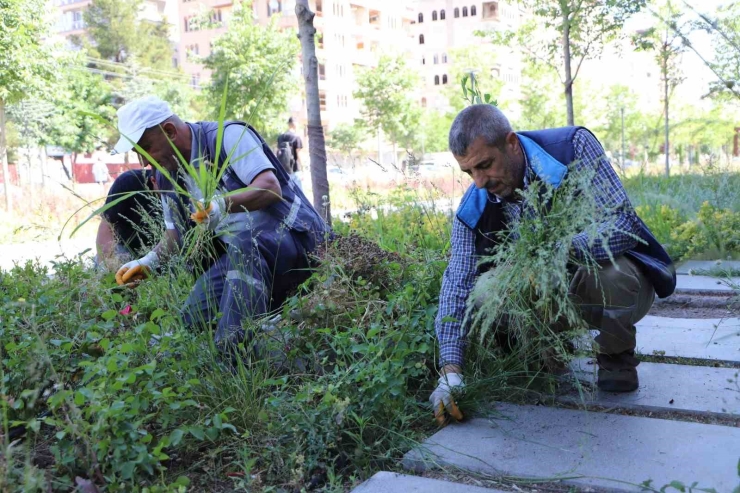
[111,96,330,350]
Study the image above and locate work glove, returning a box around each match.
[191,196,226,232]
[429,372,465,426]
[115,251,159,286]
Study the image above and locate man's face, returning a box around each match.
[455,134,525,200]
[135,124,180,173]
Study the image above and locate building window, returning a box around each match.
[433,54,438,64]
[418,12,423,23]
[482,2,498,19]
[268,0,281,16]
[318,63,326,80]
[184,16,189,32]
[211,8,222,24]
[421,56,425,65]
[319,90,326,110]
[454,7,460,18]
[432,10,437,21]
[434,75,440,85]
[421,97,427,108]
[317,32,324,48]
[471,4,478,16]
[440,9,446,20]
[419,34,424,44]
[462,6,468,17]
[442,74,448,84]
[316,0,323,15]
[442,53,447,63]
[491,67,500,78]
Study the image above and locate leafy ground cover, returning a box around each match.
[1,192,533,492]
[3,168,740,491]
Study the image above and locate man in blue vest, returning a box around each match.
[430,105,675,417]
[110,96,330,349]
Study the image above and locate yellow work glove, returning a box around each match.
[429,372,465,426]
[115,251,159,286]
[191,196,226,231]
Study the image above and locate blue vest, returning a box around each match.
[456,126,676,299]
[156,121,329,243]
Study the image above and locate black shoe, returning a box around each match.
[597,350,639,392]
[597,367,639,392]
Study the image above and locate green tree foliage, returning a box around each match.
[204,4,300,138]
[32,53,114,155]
[0,0,53,209]
[77,0,174,72]
[420,110,454,153]
[444,45,503,111]
[515,61,563,131]
[328,122,367,155]
[488,0,646,125]
[354,54,422,156]
[687,2,740,100]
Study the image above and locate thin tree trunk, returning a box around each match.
[0,99,11,211]
[296,0,331,225]
[663,35,670,177]
[562,7,575,126]
[39,146,47,188]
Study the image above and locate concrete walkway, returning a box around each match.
[397,314,740,492]
[0,236,95,272]
[675,274,739,293]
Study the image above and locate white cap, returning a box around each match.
[111,96,174,155]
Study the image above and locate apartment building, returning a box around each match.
[178,0,416,132]
[51,0,179,42]
[410,0,525,113]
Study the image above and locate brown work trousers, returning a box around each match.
[570,255,655,356]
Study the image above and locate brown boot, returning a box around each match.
[597,350,639,392]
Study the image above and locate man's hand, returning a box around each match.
[191,196,226,231]
[115,251,159,286]
[429,371,465,426]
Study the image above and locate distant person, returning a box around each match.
[96,169,162,270]
[92,155,111,193]
[276,117,304,188]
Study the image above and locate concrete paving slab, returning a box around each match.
[675,274,738,293]
[564,358,740,417]
[636,315,740,362]
[677,260,740,275]
[351,472,507,493]
[403,403,740,491]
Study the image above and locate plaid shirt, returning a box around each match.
[435,129,641,368]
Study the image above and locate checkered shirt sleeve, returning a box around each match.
[435,215,477,368]
[570,129,640,261]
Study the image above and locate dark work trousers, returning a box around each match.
[569,255,655,364]
[182,221,315,347]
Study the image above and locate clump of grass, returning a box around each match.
[468,166,621,372]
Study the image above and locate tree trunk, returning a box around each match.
[663,36,670,177]
[376,128,382,166]
[296,0,331,225]
[39,145,47,188]
[0,99,11,211]
[562,7,575,126]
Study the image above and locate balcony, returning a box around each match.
[55,0,88,6]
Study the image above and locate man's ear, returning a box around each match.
[505,132,519,155]
[161,121,177,142]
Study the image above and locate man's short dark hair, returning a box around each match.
[448,104,512,157]
[287,117,294,125]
